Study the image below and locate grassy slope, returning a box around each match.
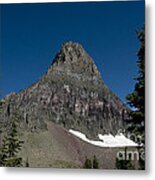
[19,121,138,169]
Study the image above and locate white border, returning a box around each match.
[0,0,155,179]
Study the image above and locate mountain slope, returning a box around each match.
[20,121,137,168]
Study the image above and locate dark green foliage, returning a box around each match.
[137,146,145,170]
[126,27,145,169]
[25,158,30,167]
[0,112,24,167]
[126,27,145,132]
[139,156,145,170]
[83,155,99,169]
[115,148,134,170]
[83,157,92,169]
[92,155,99,169]
[115,158,134,170]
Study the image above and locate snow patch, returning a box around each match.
[69,129,138,147]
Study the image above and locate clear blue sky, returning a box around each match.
[0,1,144,104]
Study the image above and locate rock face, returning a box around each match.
[0,42,129,139]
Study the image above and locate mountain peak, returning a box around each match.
[48,42,100,80]
[51,42,91,65]
[61,42,85,61]
[0,42,129,141]
[61,41,83,50]
[61,41,85,56]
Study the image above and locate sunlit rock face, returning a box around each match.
[0,42,129,139]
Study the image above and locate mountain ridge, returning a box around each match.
[0,42,129,140]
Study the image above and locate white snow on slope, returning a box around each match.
[69,129,138,147]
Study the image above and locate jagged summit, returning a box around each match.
[48,42,102,85]
[61,41,86,59]
[52,42,94,65]
[51,41,86,65]
[61,41,84,52]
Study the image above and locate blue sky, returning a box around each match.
[0,1,144,104]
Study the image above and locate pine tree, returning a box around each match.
[126,27,145,135]
[0,112,24,167]
[83,155,99,169]
[126,27,145,169]
[92,155,99,169]
[83,157,92,169]
[25,158,30,167]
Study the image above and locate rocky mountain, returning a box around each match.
[0,42,129,140]
[0,42,134,168]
